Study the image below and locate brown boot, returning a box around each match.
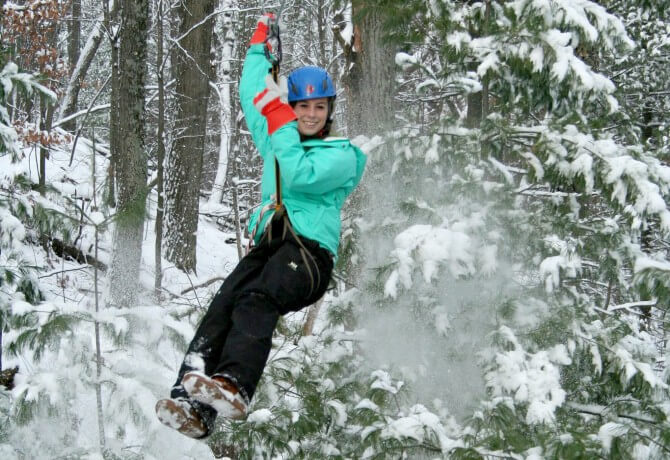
[155,397,209,439]
[182,371,248,420]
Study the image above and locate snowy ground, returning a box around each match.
[1,138,251,458]
[3,134,503,458]
[2,135,362,459]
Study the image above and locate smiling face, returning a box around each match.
[293,98,329,136]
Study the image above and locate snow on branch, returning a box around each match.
[486,326,571,425]
[52,104,111,129]
[608,299,657,312]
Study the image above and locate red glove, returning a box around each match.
[254,74,296,135]
[250,13,276,45]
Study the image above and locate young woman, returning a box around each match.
[156,14,366,439]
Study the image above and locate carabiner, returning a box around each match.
[263,16,282,66]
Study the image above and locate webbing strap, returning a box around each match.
[270,52,282,211]
[282,213,318,298]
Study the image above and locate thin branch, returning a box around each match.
[69,74,112,166]
[180,276,226,295]
[53,104,111,128]
[38,266,93,278]
[567,402,658,424]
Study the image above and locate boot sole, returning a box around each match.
[155,398,208,439]
[182,372,247,420]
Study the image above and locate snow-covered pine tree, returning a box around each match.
[0,137,217,457]
[0,52,58,371]
[356,0,670,457]
[0,47,212,458]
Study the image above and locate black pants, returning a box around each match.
[171,214,333,406]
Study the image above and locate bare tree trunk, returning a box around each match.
[317,0,327,67]
[344,1,395,137]
[38,93,54,196]
[62,0,81,131]
[465,1,492,131]
[302,298,324,336]
[231,151,244,260]
[207,0,235,206]
[465,61,483,129]
[106,0,119,208]
[155,0,166,299]
[89,132,106,451]
[209,81,230,206]
[164,0,216,272]
[58,1,120,130]
[108,0,149,308]
[68,0,81,72]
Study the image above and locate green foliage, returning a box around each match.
[206,291,458,458]
[8,311,78,361]
[0,59,55,159]
[334,0,670,458]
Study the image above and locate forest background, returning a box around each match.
[1,0,670,459]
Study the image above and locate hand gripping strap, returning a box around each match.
[249,13,275,45]
[249,22,269,45]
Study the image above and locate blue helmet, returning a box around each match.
[287,66,336,102]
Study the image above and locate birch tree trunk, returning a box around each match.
[164,0,216,272]
[108,0,149,308]
[155,0,166,299]
[207,1,235,206]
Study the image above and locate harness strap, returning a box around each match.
[283,214,318,298]
[247,6,321,298]
[248,207,320,298]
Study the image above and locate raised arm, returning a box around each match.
[239,15,276,157]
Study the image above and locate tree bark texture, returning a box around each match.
[108,0,149,307]
[465,62,482,128]
[207,1,235,206]
[38,93,55,196]
[164,0,216,273]
[59,1,119,131]
[317,0,327,67]
[62,0,80,131]
[345,2,396,137]
[67,0,81,75]
[106,0,119,208]
[155,0,166,299]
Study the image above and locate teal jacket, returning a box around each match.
[240,44,366,257]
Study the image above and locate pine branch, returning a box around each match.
[567,402,658,425]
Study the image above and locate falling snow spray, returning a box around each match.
[352,134,520,420]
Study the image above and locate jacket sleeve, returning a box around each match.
[270,123,361,194]
[239,44,272,157]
